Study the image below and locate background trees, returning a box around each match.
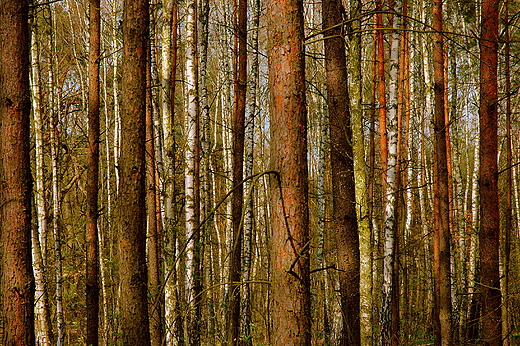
[2,0,518,344]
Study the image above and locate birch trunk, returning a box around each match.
[241,0,260,342]
[381,0,401,343]
[185,0,202,344]
[30,21,53,346]
[112,0,121,191]
[49,9,65,343]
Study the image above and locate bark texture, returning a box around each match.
[479,0,501,344]
[117,0,151,344]
[432,0,453,344]
[185,0,202,344]
[0,0,35,344]
[322,0,360,345]
[86,0,101,344]
[228,0,247,343]
[267,0,311,345]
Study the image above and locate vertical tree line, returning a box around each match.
[0,0,35,345]
[0,0,518,345]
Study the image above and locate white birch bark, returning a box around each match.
[112,0,121,191]
[48,10,65,345]
[381,0,401,343]
[50,69,65,346]
[241,0,260,341]
[157,3,176,343]
[185,0,201,344]
[31,25,53,346]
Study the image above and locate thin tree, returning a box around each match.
[228,0,247,343]
[86,0,101,344]
[501,0,512,343]
[30,16,54,346]
[185,0,202,344]
[322,0,360,345]
[117,0,151,344]
[380,0,401,341]
[376,0,387,182]
[479,0,501,343]
[0,0,35,345]
[48,8,65,344]
[432,0,453,344]
[147,34,164,346]
[267,0,311,344]
[241,0,260,343]
[348,0,372,340]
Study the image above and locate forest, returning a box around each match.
[0,0,518,345]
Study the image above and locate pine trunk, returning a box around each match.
[267,0,311,344]
[86,0,101,344]
[228,0,247,343]
[117,0,151,344]
[432,0,453,344]
[322,0,360,344]
[0,1,35,344]
[479,0,501,343]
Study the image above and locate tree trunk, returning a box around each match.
[267,0,311,344]
[86,0,101,344]
[49,11,65,343]
[432,0,453,344]
[30,20,53,346]
[147,33,165,346]
[240,0,260,342]
[117,0,151,344]
[502,0,512,343]
[322,0,360,345]
[376,0,387,184]
[381,0,401,342]
[0,1,35,344]
[112,0,121,191]
[479,0,501,343]
[228,0,247,343]
[348,0,372,342]
[185,0,202,344]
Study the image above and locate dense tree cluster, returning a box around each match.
[0,0,519,345]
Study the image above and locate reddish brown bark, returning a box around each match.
[479,0,502,343]
[117,0,151,344]
[432,0,453,345]
[86,0,101,344]
[503,0,512,340]
[147,37,164,346]
[267,0,311,344]
[322,0,360,345]
[228,0,247,343]
[0,0,35,345]
[376,0,388,183]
